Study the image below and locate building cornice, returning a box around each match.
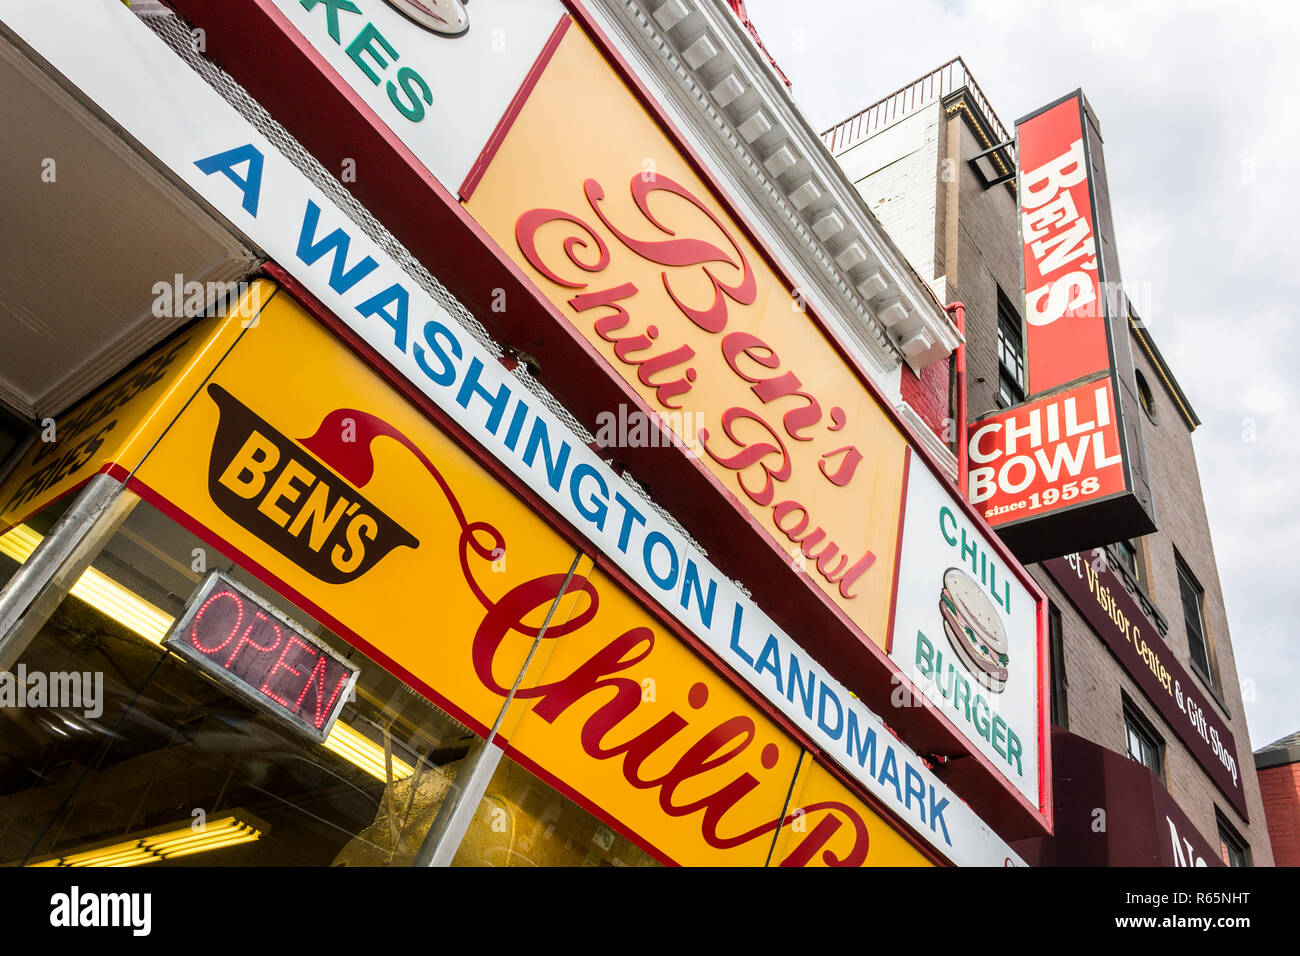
[1128,315,1200,431]
[586,0,962,378]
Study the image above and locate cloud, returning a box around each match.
[747,0,1300,750]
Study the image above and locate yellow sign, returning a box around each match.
[0,287,263,531]
[136,290,581,739]
[134,286,928,866]
[505,565,929,865]
[463,25,909,648]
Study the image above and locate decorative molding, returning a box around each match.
[1128,314,1199,431]
[943,92,1016,196]
[896,400,958,479]
[590,0,962,380]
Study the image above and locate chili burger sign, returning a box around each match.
[892,461,1044,806]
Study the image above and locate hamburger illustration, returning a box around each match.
[939,567,1010,693]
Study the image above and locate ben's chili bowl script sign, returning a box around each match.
[460,25,1046,822]
[509,175,899,611]
[465,26,910,649]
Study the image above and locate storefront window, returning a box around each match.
[0,493,481,867]
[450,753,660,868]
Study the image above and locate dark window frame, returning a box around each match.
[1048,603,1068,729]
[1122,698,1165,784]
[1215,810,1251,867]
[1114,539,1139,580]
[1135,368,1159,424]
[997,369,1024,409]
[996,289,1026,408]
[1175,551,1215,690]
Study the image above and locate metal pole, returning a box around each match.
[0,473,134,670]
[410,738,504,868]
[412,552,584,867]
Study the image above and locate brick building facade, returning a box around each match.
[1255,733,1300,866]
[825,63,1273,865]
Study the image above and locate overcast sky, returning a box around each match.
[745,0,1299,752]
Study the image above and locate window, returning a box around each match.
[0,496,483,867]
[1123,700,1164,782]
[1176,552,1214,687]
[0,493,664,869]
[1135,368,1158,424]
[1111,538,1144,590]
[1217,812,1250,867]
[1114,539,1138,576]
[1048,603,1068,728]
[451,754,659,867]
[996,290,1025,408]
[997,370,1022,410]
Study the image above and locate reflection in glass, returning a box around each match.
[451,755,661,868]
[0,496,480,866]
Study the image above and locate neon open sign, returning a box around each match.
[165,571,359,742]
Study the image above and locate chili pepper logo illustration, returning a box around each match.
[206,384,421,584]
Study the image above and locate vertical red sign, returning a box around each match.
[1017,95,1108,395]
[968,376,1127,527]
[973,91,1158,563]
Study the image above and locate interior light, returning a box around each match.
[0,524,412,783]
[0,524,170,644]
[323,719,415,782]
[28,814,263,867]
[0,524,41,564]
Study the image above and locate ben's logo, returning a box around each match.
[206,384,418,584]
[382,0,469,36]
